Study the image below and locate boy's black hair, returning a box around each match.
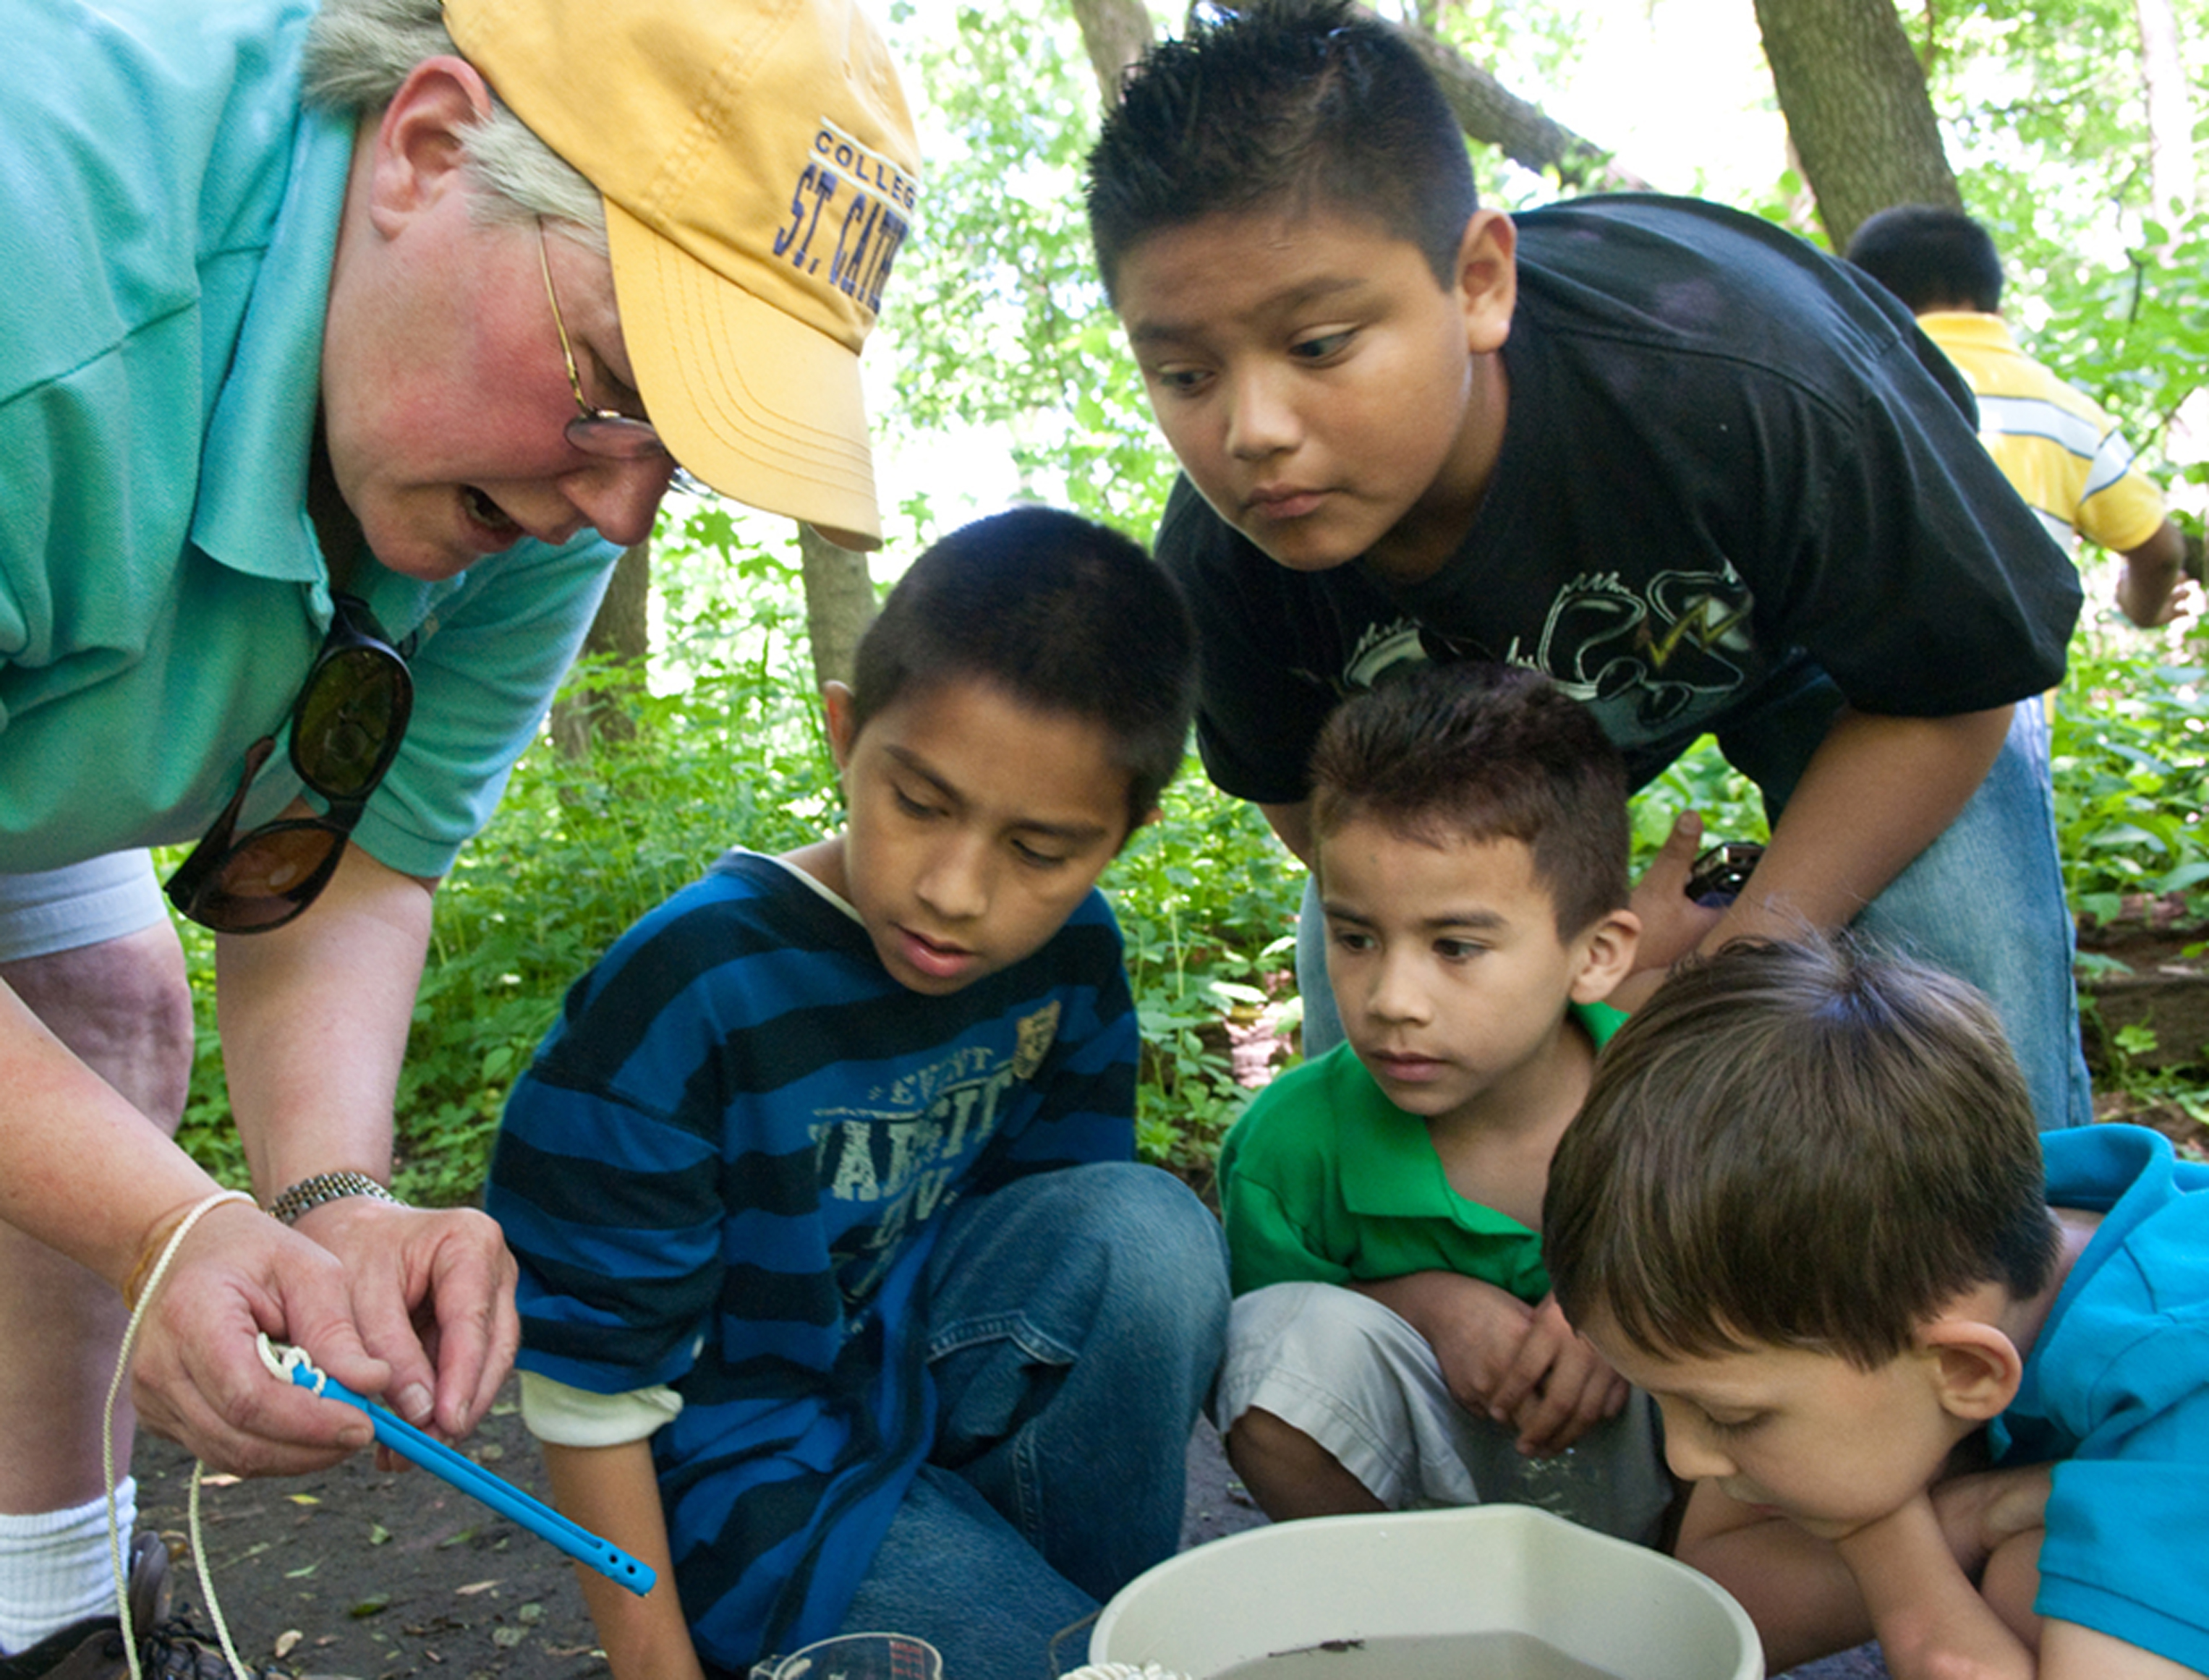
[1844,205,2005,315]
[846,506,1197,837]
[1306,663,1629,939]
[1084,0,1478,301]
[1544,937,2061,1370]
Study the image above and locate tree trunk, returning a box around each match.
[1068,0,1153,103]
[1062,0,1643,192]
[2134,0,2198,218]
[1750,0,1959,250]
[1399,21,1650,192]
[800,524,876,692]
[550,540,650,756]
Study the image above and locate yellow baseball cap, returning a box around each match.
[443,0,921,550]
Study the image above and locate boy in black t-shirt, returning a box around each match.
[1083,0,2089,1129]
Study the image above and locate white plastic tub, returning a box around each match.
[1089,1504,1761,1680]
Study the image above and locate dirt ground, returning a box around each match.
[132,1394,1268,1680]
[137,1395,1890,1680]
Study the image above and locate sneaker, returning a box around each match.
[0,1532,353,1679]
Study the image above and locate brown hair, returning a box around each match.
[1308,664,1629,938]
[1544,936,2059,1368]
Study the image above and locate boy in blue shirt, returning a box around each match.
[1083,0,2090,1133]
[1216,664,1672,1546]
[1546,937,2209,1679]
[485,508,1230,1680]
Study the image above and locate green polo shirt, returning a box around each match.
[1,0,618,879]
[1217,1001,1626,1301]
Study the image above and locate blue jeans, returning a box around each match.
[835,1162,1230,1680]
[1298,686,2090,1130]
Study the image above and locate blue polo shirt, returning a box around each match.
[2000,1125,2209,1671]
[0,0,618,879]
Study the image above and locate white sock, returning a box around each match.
[0,1478,138,1655]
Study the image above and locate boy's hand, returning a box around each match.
[1489,1294,1628,1455]
[1619,811,1724,1009]
[1931,1462,2052,1580]
[1358,1271,1534,1417]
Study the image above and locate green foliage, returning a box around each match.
[173,505,1311,1198]
[1627,738,1771,869]
[1917,0,2209,465]
[1107,777,1306,1176]
[876,2,1180,536]
[175,511,848,1205]
[2051,618,2209,926]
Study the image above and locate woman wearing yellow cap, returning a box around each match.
[0,0,919,1670]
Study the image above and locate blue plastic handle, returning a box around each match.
[261,1338,655,1596]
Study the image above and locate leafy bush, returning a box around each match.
[174,519,845,1204]
[173,516,1310,1200]
[1107,777,1303,1180]
[2052,617,2209,927]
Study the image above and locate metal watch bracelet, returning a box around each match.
[266,1170,407,1227]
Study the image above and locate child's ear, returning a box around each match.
[1916,1318,2025,1422]
[1568,908,1641,1006]
[822,681,859,769]
[1454,209,1518,356]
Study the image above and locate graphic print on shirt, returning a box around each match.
[1515,562,1758,743]
[812,1002,1063,1304]
[1286,617,1430,701]
[1308,568,1758,750]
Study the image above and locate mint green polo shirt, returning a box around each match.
[1217,1002,1627,1301]
[0,0,618,879]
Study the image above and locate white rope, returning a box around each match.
[102,1189,260,1680]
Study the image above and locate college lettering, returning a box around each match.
[812,127,918,210]
[770,128,916,312]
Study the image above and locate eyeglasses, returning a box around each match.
[164,594,414,933]
[537,218,670,462]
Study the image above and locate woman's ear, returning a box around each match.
[1917,1318,2025,1422]
[365,57,495,234]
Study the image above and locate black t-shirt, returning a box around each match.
[1155,195,2082,805]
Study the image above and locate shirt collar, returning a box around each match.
[190,107,352,584]
[1328,1051,1535,1238]
[1917,310,2022,354]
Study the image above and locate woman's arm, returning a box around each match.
[215,836,519,1441]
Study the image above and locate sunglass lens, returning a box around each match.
[190,826,347,932]
[294,647,407,798]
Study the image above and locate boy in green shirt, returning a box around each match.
[1215,664,1672,1544]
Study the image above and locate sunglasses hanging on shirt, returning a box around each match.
[164,594,414,934]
